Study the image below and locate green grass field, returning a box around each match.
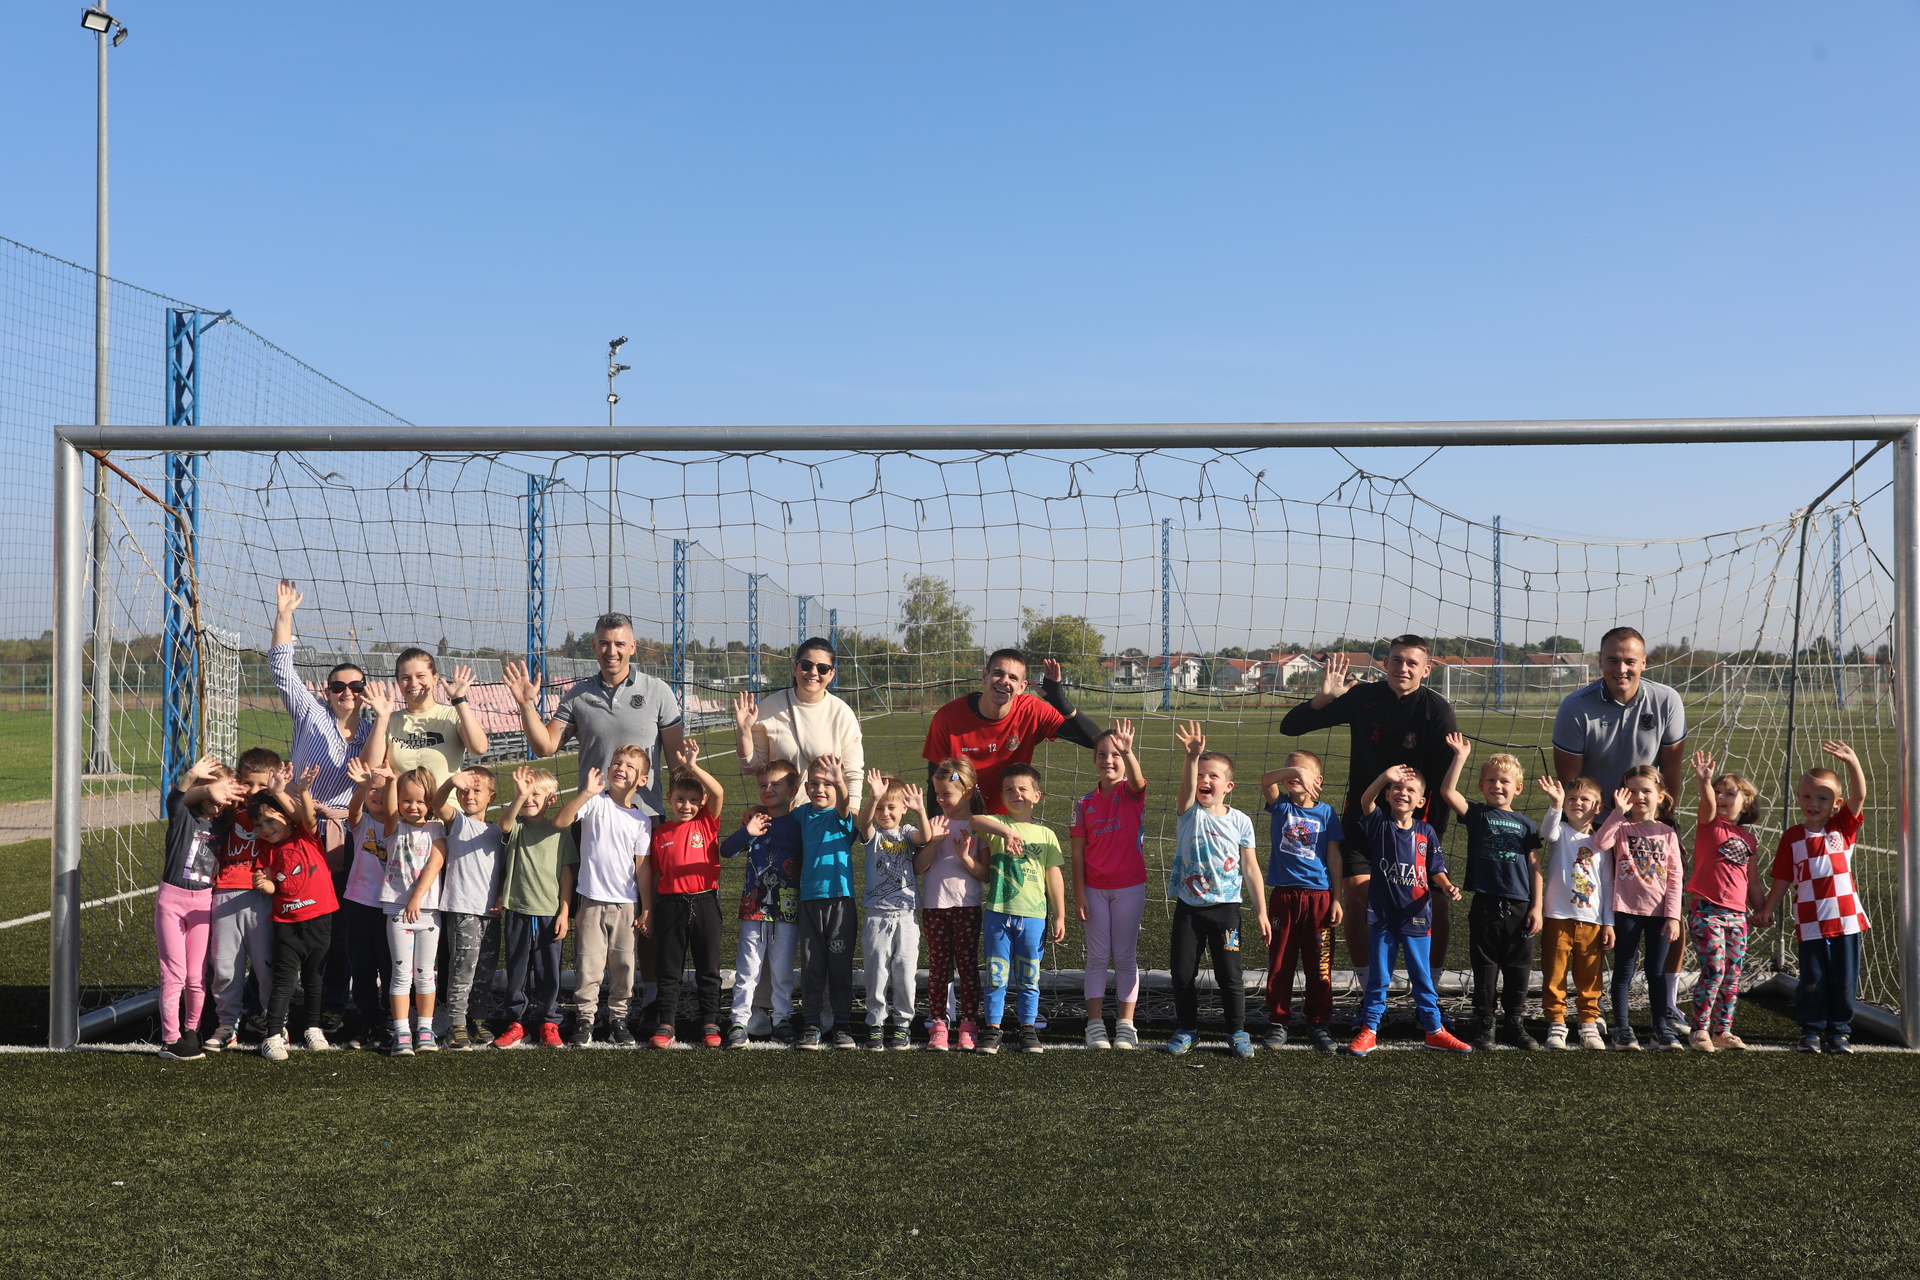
[1,1046,1915,1278]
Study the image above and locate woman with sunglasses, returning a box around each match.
[734,638,867,810]
[270,581,393,1042]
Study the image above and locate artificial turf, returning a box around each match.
[0,1043,1914,1279]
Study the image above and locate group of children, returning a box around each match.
[150,721,1876,1060]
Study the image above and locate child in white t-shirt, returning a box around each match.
[339,759,396,1050]
[1533,775,1612,1050]
[432,767,504,1050]
[381,765,447,1056]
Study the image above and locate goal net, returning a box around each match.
[61,438,1900,1030]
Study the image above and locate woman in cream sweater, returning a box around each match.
[734,637,867,809]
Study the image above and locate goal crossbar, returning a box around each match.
[46,415,1920,1049]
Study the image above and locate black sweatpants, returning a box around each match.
[266,914,334,1037]
[1468,893,1532,1019]
[340,899,390,1027]
[501,910,562,1028]
[654,890,724,1031]
[1170,900,1245,1032]
[799,896,858,1029]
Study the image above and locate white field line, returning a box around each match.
[0,883,156,932]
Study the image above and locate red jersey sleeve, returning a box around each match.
[1833,805,1865,841]
[1770,830,1795,882]
[1022,697,1067,741]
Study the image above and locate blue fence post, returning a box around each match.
[526,475,550,717]
[1160,518,1172,712]
[797,596,810,648]
[1493,514,1504,712]
[747,573,761,691]
[1833,510,1846,708]
[162,308,204,782]
[672,539,689,705]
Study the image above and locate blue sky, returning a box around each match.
[3,1,1916,550]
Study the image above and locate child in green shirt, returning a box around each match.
[958,763,1066,1055]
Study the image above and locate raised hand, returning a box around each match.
[866,767,889,797]
[1821,740,1859,766]
[371,762,395,784]
[1446,731,1471,758]
[733,690,759,730]
[815,753,842,783]
[512,765,539,795]
[1174,721,1206,758]
[291,764,320,795]
[363,680,394,717]
[675,737,701,768]
[1111,718,1136,754]
[1538,775,1564,806]
[1691,749,1715,783]
[1320,653,1353,699]
[269,761,295,792]
[444,664,476,700]
[501,660,538,704]
[924,813,949,842]
[1297,771,1324,803]
[1614,786,1634,814]
[207,777,247,808]
[581,767,606,796]
[275,579,304,617]
[901,782,926,815]
[744,810,771,837]
[183,752,224,785]
[1042,658,1064,683]
[346,757,371,784]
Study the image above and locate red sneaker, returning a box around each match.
[537,1022,564,1048]
[1345,1028,1378,1056]
[1425,1027,1474,1053]
[649,1026,676,1049]
[701,1024,723,1049]
[492,1021,526,1049]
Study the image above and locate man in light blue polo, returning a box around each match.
[1552,625,1689,1033]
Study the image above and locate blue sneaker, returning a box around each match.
[1229,1030,1255,1059]
[1165,1029,1197,1056]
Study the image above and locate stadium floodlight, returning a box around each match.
[80,7,112,32]
[112,24,128,45]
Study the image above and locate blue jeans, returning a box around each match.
[1796,933,1862,1036]
[1358,926,1441,1033]
[982,910,1045,1026]
[1611,912,1676,1034]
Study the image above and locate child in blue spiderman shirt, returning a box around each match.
[1346,761,1473,1056]
[720,759,804,1048]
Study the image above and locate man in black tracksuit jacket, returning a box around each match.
[1279,635,1461,971]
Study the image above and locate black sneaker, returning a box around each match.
[1471,1017,1498,1051]
[466,1019,495,1047]
[772,1018,799,1048]
[158,1030,205,1061]
[886,1026,912,1050]
[977,1026,1005,1056]
[864,1025,886,1052]
[202,1025,235,1054]
[1794,1033,1823,1053]
[1503,1016,1539,1051]
[1261,1023,1290,1051]
[610,1020,637,1047]
[1307,1024,1336,1052]
[320,1011,347,1038]
[830,1028,859,1051]
[723,1024,749,1050]
[1018,1024,1044,1054]
[568,1021,594,1047]
[797,1024,824,1051]
[1827,1034,1855,1055]
[240,1013,270,1044]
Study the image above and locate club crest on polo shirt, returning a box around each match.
[630,694,645,709]
[1403,732,1418,749]
[1640,713,1656,730]
[1005,733,1021,752]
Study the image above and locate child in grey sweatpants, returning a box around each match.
[432,768,504,1050]
[857,771,942,1049]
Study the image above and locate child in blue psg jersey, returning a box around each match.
[1346,761,1473,1056]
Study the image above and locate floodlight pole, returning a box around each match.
[85,17,117,776]
[1894,425,1920,1049]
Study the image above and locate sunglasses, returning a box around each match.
[795,660,835,675]
[327,680,367,695]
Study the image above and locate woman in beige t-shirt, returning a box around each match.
[371,647,489,787]
[734,638,867,808]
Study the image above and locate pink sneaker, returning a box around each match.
[927,1020,949,1052]
[958,1019,978,1051]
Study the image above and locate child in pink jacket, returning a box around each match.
[1595,764,1684,1051]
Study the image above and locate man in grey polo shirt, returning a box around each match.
[1551,626,1687,800]
[503,613,686,819]
[1552,625,1689,1034]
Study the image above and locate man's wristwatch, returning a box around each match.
[450,695,468,706]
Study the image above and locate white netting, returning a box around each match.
[72,443,1898,1021]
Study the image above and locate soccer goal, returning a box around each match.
[45,416,1920,1049]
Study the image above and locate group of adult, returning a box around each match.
[264,577,1686,1007]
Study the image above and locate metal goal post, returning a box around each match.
[47,415,1920,1048]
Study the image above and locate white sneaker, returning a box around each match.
[745,1008,773,1038]
[1578,1021,1606,1050]
[304,1026,333,1052]
[1544,1022,1569,1050]
[1112,1020,1139,1050]
[1085,1022,1112,1050]
[260,1033,289,1062]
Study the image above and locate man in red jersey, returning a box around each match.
[922,650,1102,814]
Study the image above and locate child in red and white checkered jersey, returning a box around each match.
[1757,740,1868,1055]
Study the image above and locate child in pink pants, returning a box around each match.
[156,755,244,1060]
